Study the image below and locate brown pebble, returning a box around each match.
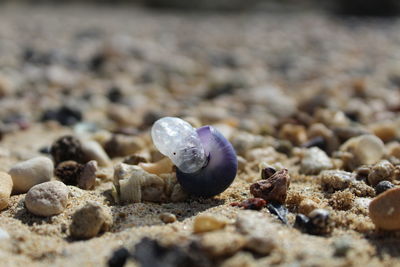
[199,231,246,257]
[78,160,98,190]
[55,160,84,186]
[51,135,85,166]
[369,188,400,230]
[70,201,113,239]
[232,198,266,210]
[250,169,290,204]
[159,212,177,224]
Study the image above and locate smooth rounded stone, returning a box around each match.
[300,147,333,175]
[69,201,113,239]
[0,228,9,240]
[105,134,146,158]
[81,140,111,167]
[159,212,177,224]
[193,214,227,233]
[320,170,355,192]
[340,134,385,167]
[9,156,54,193]
[367,160,394,187]
[0,172,13,211]
[25,181,69,217]
[369,188,400,230]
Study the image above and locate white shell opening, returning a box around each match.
[151,117,207,173]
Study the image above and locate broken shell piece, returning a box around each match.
[113,163,186,204]
[138,157,174,175]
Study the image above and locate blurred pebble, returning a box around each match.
[9,156,54,193]
[231,198,266,210]
[332,237,352,257]
[105,135,145,158]
[0,172,13,211]
[369,188,400,230]
[78,160,98,190]
[367,160,394,186]
[25,181,69,217]
[370,122,397,142]
[278,124,307,146]
[261,166,276,179]
[55,160,84,186]
[298,198,319,215]
[375,180,395,195]
[81,140,111,166]
[51,135,85,165]
[70,201,113,239]
[199,231,245,258]
[300,147,333,175]
[108,247,130,267]
[41,105,82,126]
[159,212,177,224]
[193,214,227,233]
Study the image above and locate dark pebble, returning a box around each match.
[302,136,327,152]
[375,180,395,195]
[108,247,130,267]
[250,169,290,204]
[107,87,123,103]
[54,160,84,186]
[50,135,85,165]
[266,201,288,224]
[41,106,82,126]
[294,209,331,236]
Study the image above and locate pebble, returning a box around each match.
[55,160,84,186]
[0,228,9,240]
[0,172,13,211]
[278,124,307,146]
[25,181,69,217]
[298,198,319,215]
[231,198,266,210]
[340,134,385,168]
[159,212,177,224]
[369,188,400,230]
[9,156,54,193]
[193,214,227,233]
[78,160,98,190]
[295,209,331,235]
[367,160,394,187]
[199,231,246,257]
[81,140,111,166]
[105,134,145,158]
[235,211,278,255]
[250,169,290,204]
[50,135,85,165]
[375,180,395,195]
[300,147,333,175]
[320,170,355,192]
[70,201,113,239]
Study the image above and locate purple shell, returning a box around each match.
[176,126,238,198]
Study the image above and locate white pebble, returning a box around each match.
[25,181,69,217]
[300,147,333,175]
[9,157,54,193]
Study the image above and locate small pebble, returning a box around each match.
[193,214,227,233]
[375,180,395,195]
[369,188,400,230]
[278,124,307,146]
[320,170,355,192]
[78,160,98,190]
[9,156,54,193]
[81,140,111,167]
[250,169,290,204]
[308,209,331,235]
[367,160,394,187]
[70,201,113,239]
[55,160,84,186]
[300,147,333,175]
[105,134,145,158]
[50,135,85,165]
[159,212,177,224]
[108,247,130,267]
[199,231,246,257]
[25,181,69,217]
[0,172,13,211]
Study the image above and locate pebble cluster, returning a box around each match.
[1,5,400,267]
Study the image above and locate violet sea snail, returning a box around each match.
[151,117,237,197]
